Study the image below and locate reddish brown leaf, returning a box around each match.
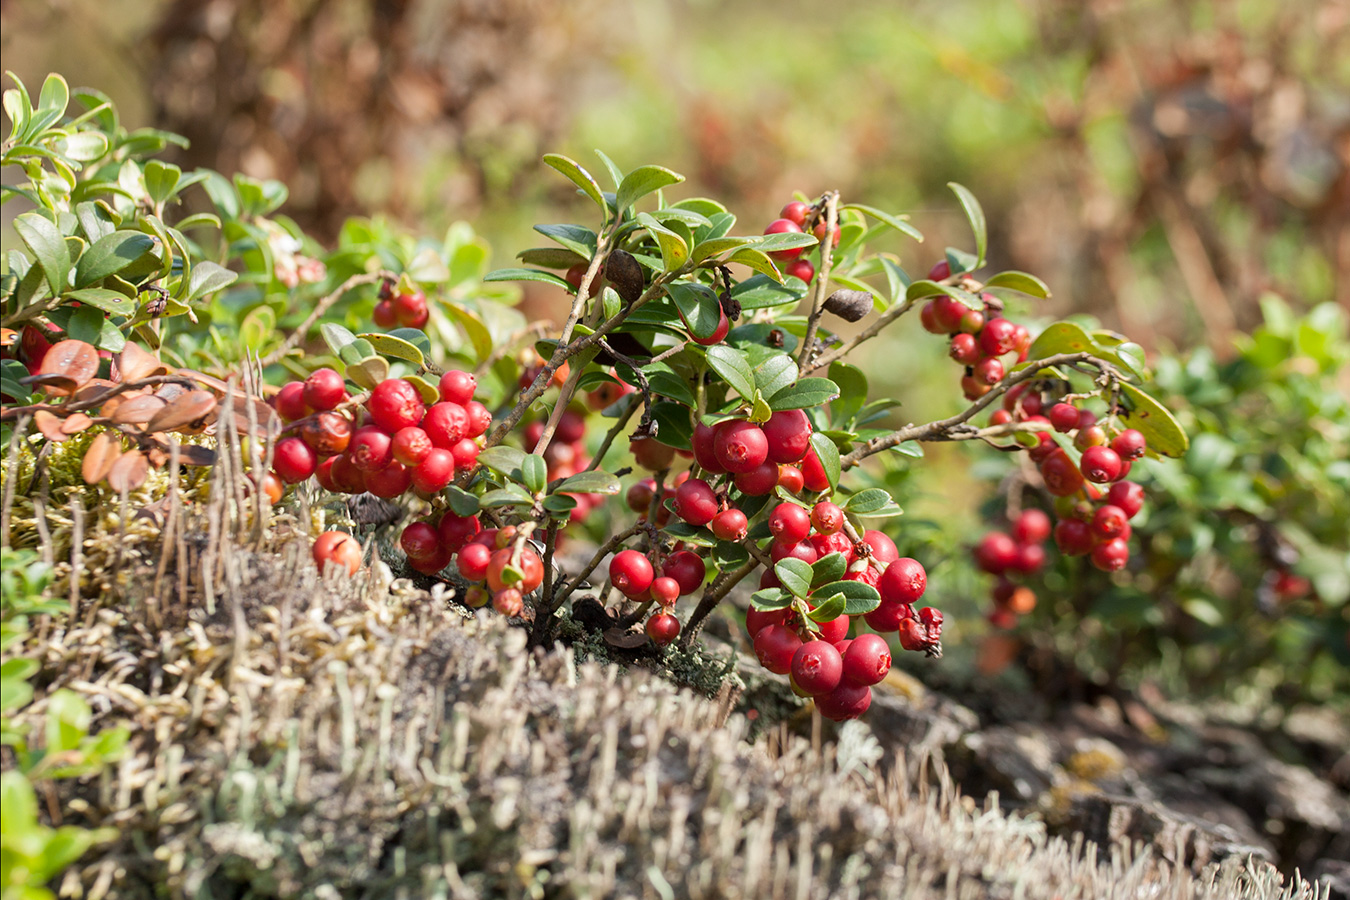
[602,628,650,649]
[81,432,123,484]
[33,410,71,442]
[38,340,99,393]
[110,394,168,426]
[107,448,148,492]
[72,379,118,405]
[116,342,167,383]
[153,382,188,405]
[60,413,94,435]
[24,373,79,394]
[175,443,217,466]
[146,390,217,434]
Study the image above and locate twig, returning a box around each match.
[584,396,640,472]
[809,297,915,373]
[797,192,840,373]
[841,352,1109,467]
[258,271,393,368]
[1,374,201,421]
[1,414,32,546]
[551,522,646,610]
[529,519,562,645]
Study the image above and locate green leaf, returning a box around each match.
[645,369,696,408]
[1118,382,1190,458]
[45,689,91,754]
[753,231,818,255]
[728,247,783,282]
[754,354,797,400]
[750,390,772,423]
[403,373,440,404]
[556,470,622,495]
[732,274,805,310]
[14,211,71,296]
[533,223,598,259]
[809,432,841,489]
[358,331,426,365]
[321,322,358,356]
[948,182,987,267]
[811,580,881,615]
[705,344,756,403]
[751,587,793,611]
[483,267,572,289]
[811,552,848,588]
[445,486,480,517]
[185,260,236,303]
[828,362,867,426]
[64,305,124,351]
[477,445,526,476]
[240,305,276,350]
[842,203,924,242]
[74,230,155,287]
[521,455,547,494]
[31,72,70,136]
[480,486,534,509]
[661,521,715,547]
[543,153,607,215]
[407,246,450,284]
[444,303,493,364]
[143,160,182,206]
[517,247,588,269]
[769,378,839,411]
[543,494,578,516]
[944,247,980,276]
[667,281,721,339]
[843,489,894,514]
[691,235,754,263]
[904,279,983,310]
[637,213,689,272]
[616,164,685,213]
[346,354,389,390]
[808,594,847,622]
[774,558,813,598]
[648,401,693,449]
[63,287,135,317]
[984,270,1051,300]
[593,149,624,189]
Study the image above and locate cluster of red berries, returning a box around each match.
[405,517,545,616]
[973,509,1050,628]
[761,198,838,284]
[607,546,709,646]
[919,260,1033,401]
[372,283,429,330]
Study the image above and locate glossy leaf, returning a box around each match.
[769,378,839,411]
[185,260,237,303]
[14,211,70,296]
[359,331,426,365]
[811,579,881,615]
[637,212,689,272]
[774,558,813,598]
[533,223,597,260]
[445,486,481,517]
[811,552,848,588]
[1118,382,1190,458]
[543,153,607,215]
[667,281,720,339]
[705,344,756,403]
[483,267,572,290]
[521,455,547,494]
[807,594,847,622]
[750,587,793,611]
[63,287,135,317]
[809,431,841,489]
[556,470,622,495]
[753,354,797,400]
[948,181,987,266]
[843,203,923,242]
[984,270,1051,299]
[74,230,155,287]
[616,164,685,213]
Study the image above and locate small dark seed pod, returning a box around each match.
[605,249,645,305]
[822,289,873,323]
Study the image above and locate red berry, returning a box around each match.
[437,514,481,553]
[303,368,346,412]
[610,549,655,598]
[862,531,899,564]
[447,438,478,471]
[785,258,815,283]
[961,375,991,401]
[814,609,850,644]
[812,220,842,248]
[1077,408,1098,430]
[437,370,477,405]
[1091,537,1130,572]
[990,409,1012,426]
[780,200,811,226]
[1111,428,1146,460]
[391,426,433,467]
[763,409,812,464]
[770,539,819,566]
[313,531,362,576]
[313,458,337,493]
[627,478,656,515]
[932,295,966,333]
[897,618,929,652]
[1054,518,1094,556]
[768,502,811,545]
[746,607,787,638]
[753,624,803,674]
[1106,481,1145,518]
[845,559,881,588]
[974,532,1018,575]
[979,318,1017,357]
[920,302,945,335]
[392,290,427,328]
[959,308,986,334]
[928,259,951,281]
[298,411,353,456]
[365,460,412,498]
[810,531,854,561]
[1080,445,1123,483]
[1074,425,1108,450]
[691,421,727,474]
[463,401,492,438]
[1040,449,1086,496]
[493,588,524,616]
[811,501,845,535]
[733,460,779,496]
[487,546,545,594]
[273,437,318,483]
[555,410,586,444]
[400,522,440,561]
[842,633,892,686]
[689,307,730,346]
[275,382,311,422]
[777,464,805,494]
[974,357,1005,385]
[763,218,805,261]
[456,541,492,582]
[630,437,676,471]
[329,453,366,494]
[1091,504,1130,540]
[662,551,706,595]
[710,508,749,542]
[646,612,681,646]
[949,333,980,364]
[1011,509,1052,545]
[878,557,926,605]
[422,402,468,448]
[673,478,719,527]
[713,420,769,474]
[864,599,911,633]
[800,446,831,492]
[650,576,681,607]
[372,299,397,328]
[411,448,455,493]
[815,681,872,721]
[1048,403,1079,433]
[791,641,843,696]
[368,379,426,434]
[1010,542,1045,574]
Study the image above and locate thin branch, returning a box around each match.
[258,271,394,368]
[584,396,640,473]
[529,519,562,645]
[841,352,1108,467]
[809,297,915,373]
[797,192,841,372]
[551,522,646,610]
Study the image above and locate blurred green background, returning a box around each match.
[3,0,1347,698]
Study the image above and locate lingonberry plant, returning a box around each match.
[2,73,1191,724]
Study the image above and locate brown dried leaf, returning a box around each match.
[107,448,148,492]
[38,340,99,393]
[72,378,118,406]
[146,390,218,434]
[174,369,230,394]
[602,628,650,649]
[24,373,79,394]
[175,443,217,466]
[116,342,167,383]
[33,410,71,442]
[147,444,169,467]
[60,413,94,435]
[230,400,280,437]
[111,394,168,426]
[82,432,123,484]
[153,381,188,405]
